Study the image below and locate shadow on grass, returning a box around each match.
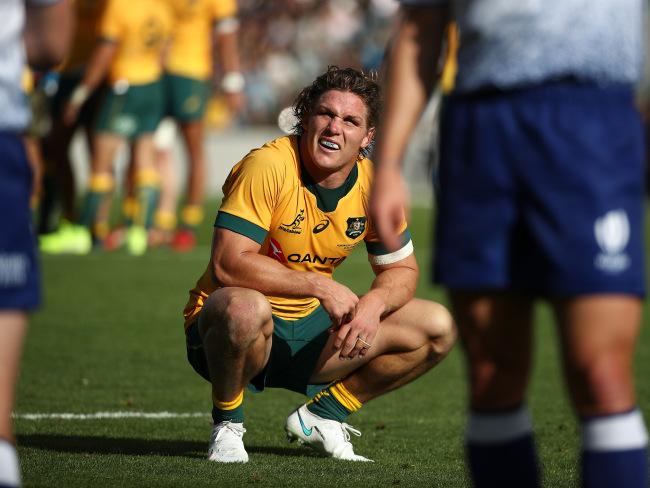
[17,434,320,459]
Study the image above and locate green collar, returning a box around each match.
[300,159,359,213]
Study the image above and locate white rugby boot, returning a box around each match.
[207,421,249,463]
[285,404,373,462]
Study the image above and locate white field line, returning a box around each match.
[13,411,209,420]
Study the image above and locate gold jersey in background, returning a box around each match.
[99,0,174,84]
[166,0,237,80]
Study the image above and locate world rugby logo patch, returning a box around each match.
[594,209,630,273]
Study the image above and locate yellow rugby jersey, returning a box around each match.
[62,0,107,73]
[166,0,237,80]
[99,0,174,84]
[183,136,412,327]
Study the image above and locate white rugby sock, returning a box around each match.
[582,409,648,451]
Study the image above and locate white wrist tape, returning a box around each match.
[221,71,245,93]
[70,85,90,106]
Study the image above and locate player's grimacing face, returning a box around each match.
[302,90,374,175]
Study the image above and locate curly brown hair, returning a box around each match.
[292,66,382,135]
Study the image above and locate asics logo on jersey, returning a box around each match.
[280,209,305,234]
[297,410,313,436]
[313,219,330,234]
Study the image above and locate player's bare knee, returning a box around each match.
[567,356,632,414]
[202,289,271,347]
[427,302,456,357]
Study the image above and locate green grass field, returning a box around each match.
[15,205,650,487]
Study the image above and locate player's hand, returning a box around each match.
[369,165,409,252]
[334,295,382,360]
[313,275,359,328]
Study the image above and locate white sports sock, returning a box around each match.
[582,409,648,451]
[466,406,534,444]
[0,440,20,487]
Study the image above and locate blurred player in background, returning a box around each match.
[371,1,647,487]
[182,67,455,463]
[162,0,245,252]
[46,0,175,256]
[0,1,72,486]
[38,0,107,247]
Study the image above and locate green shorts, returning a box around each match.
[96,79,164,139]
[186,305,332,397]
[163,72,210,122]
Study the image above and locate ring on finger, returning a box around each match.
[356,337,372,348]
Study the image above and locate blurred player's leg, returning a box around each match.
[450,290,540,488]
[41,118,78,229]
[78,133,121,238]
[128,134,159,255]
[150,118,178,248]
[172,120,205,252]
[554,296,648,488]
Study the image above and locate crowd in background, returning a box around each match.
[235,0,397,124]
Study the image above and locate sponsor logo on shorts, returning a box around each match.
[313,219,330,234]
[0,253,29,287]
[345,217,366,239]
[110,114,137,137]
[280,209,305,235]
[183,95,201,114]
[594,209,630,273]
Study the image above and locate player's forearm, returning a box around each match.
[374,5,448,171]
[213,251,332,301]
[25,0,74,69]
[78,41,116,93]
[216,30,241,74]
[365,264,419,319]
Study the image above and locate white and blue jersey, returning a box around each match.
[400,0,644,92]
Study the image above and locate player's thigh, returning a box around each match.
[310,298,452,383]
[553,294,642,414]
[132,134,155,171]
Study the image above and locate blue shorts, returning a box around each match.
[434,81,646,297]
[0,133,41,310]
[186,305,331,397]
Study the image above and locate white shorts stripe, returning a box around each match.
[582,409,648,451]
[369,240,414,266]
